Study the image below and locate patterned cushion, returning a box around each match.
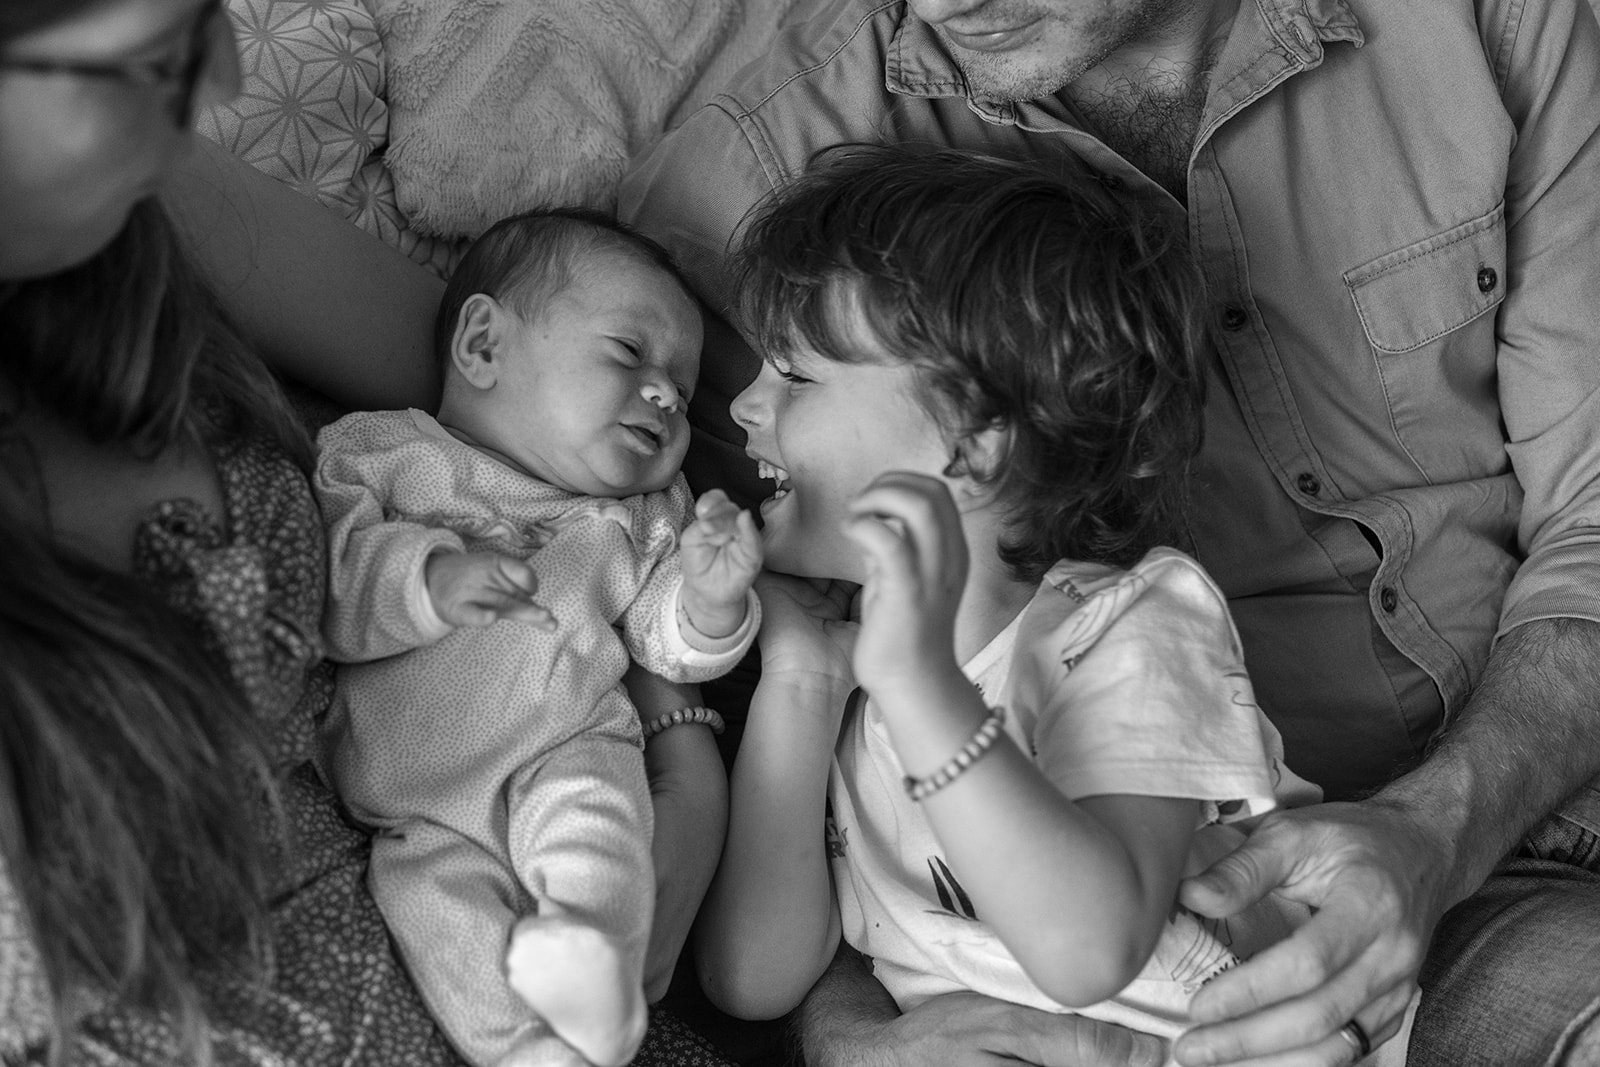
[196,0,464,277]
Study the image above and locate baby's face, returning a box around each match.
[488,253,703,497]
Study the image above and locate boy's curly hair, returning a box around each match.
[733,144,1207,581]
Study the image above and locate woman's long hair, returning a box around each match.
[0,188,310,1060]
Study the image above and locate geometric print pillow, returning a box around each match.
[196,0,464,277]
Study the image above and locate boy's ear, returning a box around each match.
[449,293,507,390]
[947,423,1010,504]
[950,423,1010,478]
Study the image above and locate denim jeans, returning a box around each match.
[1411,783,1600,1066]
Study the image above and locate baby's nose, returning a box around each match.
[644,377,681,414]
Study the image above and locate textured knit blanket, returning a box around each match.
[371,0,744,237]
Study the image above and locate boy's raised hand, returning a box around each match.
[424,550,557,630]
[842,471,968,700]
[679,488,763,638]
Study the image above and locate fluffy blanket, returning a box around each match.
[371,0,745,238]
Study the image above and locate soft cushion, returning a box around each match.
[369,0,745,238]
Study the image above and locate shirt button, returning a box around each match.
[1379,586,1398,613]
[1477,266,1498,293]
[1221,306,1249,332]
[1296,472,1321,496]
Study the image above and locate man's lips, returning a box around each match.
[939,17,1043,53]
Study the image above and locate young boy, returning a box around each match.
[314,209,761,1067]
[698,147,1408,1066]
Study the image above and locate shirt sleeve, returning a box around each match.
[1492,0,1600,635]
[1011,551,1290,823]
[313,412,463,662]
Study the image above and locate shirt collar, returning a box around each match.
[882,0,1364,104]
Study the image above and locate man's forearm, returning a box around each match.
[1377,616,1600,908]
[795,942,899,1067]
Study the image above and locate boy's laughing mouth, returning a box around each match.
[756,458,791,507]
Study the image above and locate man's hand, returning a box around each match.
[800,943,1164,1067]
[424,550,556,630]
[872,993,1167,1067]
[1172,801,1440,1065]
[679,488,762,637]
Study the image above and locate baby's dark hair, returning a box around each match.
[734,143,1207,581]
[435,207,684,368]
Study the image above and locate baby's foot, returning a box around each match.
[505,915,647,1067]
[493,1031,587,1067]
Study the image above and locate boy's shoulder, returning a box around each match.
[1026,547,1239,658]
[1039,546,1223,610]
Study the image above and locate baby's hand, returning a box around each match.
[842,472,968,702]
[424,551,557,631]
[679,488,763,638]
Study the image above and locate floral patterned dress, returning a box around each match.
[0,423,733,1067]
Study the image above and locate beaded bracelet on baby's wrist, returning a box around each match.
[642,705,726,741]
[902,706,1007,802]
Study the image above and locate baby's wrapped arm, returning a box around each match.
[622,488,762,682]
[313,428,464,661]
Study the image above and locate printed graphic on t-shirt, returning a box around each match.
[925,856,978,922]
[1161,907,1242,993]
[825,817,848,860]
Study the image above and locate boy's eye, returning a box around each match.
[768,357,811,384]
[616,341,642,364]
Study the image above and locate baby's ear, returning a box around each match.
[449,293,507,390]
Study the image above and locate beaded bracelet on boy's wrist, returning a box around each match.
[902,706,1007,802]
[642,705,726,741]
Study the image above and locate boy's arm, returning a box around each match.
[886,679,1200,1007]
[844,474,1212,1007]
[694,575,853,1020]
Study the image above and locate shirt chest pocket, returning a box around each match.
[1342,202,1508,484]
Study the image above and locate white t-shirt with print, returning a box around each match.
[828,548,1324,1045]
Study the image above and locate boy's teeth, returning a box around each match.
[756,459,790,485]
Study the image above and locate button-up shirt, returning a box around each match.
[619,0,1600,798]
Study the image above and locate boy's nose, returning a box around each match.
[730,370,772,429]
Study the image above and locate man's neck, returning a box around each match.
[1061,0,1239,198]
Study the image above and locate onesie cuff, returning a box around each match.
[411,548,458,644]
[668,584,760,667]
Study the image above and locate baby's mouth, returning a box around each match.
[623,423,665,453]
[756,459,791,502]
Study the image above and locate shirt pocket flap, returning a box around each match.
[1343,202,1506,355]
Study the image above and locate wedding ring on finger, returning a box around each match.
[1337,1018,1373,1062]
